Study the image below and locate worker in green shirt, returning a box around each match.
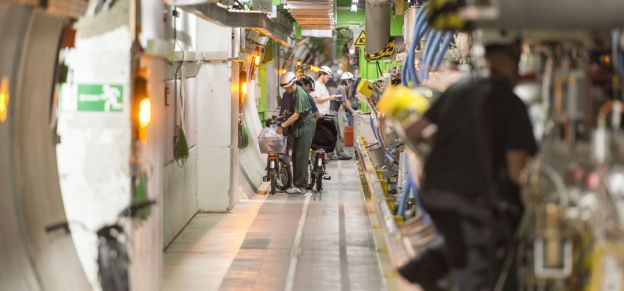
[276,72,316,194]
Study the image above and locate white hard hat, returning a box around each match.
[319,65,333,76]
[340,72,355,81]
[280,71,297,88]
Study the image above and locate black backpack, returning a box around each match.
[312,116,338,152]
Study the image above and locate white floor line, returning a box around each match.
[284,192,312,291]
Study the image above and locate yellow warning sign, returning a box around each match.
[354,31,366,46]
[365,38,395,61]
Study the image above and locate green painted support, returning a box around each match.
[294,22,302,39]
[358,47,400,80]
[336,7,364,27]
[390,7,404,36]
[257,63,268,121]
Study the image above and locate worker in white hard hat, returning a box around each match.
[310,65,339,115]
[277,71,316,194]
[327,72,359,160]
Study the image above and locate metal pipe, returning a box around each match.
[178,3,292,46]
[364,0,391,55]
[477,0,624,30]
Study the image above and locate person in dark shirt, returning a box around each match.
[280,75,320,117]
[277,72,316,194]
[397,42,538,291]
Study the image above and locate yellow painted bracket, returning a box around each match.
[379,179,388,195]
[386,198,396,212]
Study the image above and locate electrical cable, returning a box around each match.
[402,4,429,86]
[420,30,437,77]
[403,5,456,85]
[409,8,430,84]
[376,61,383,77]
[402,19,421,85]
[421,30,442,80]
[397,177,413,216]
[172,9,190,166]
[432,32,453,70]
[370,114,382,142]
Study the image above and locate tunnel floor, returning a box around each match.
[163,159,385,291]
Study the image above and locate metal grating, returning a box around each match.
[285,0,335,31]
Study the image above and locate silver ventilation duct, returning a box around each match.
[365,0,391,55]
[177,2,293,46]
[476,0,624,30]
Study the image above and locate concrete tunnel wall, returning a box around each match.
[239,77,270,198]
[161,10,267,245]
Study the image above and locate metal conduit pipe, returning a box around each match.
[364,0,391,55]
[178,3,293,46]
[477,0,624,30]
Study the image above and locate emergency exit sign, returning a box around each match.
[77,84,124,112]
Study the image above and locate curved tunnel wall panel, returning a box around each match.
[238,79,268,197]
[0,4,43,291]
[56,24,134,288]
[11,9,90,291]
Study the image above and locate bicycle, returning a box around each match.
[262,116,292,194]
[308,148,329,193]
[45,200,156,291]
[308,114,334,196]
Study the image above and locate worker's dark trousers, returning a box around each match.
[398,190,497,291]
[291,115,316,188]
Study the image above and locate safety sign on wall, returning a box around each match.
[354,31,366,46]
[77,84,124,112]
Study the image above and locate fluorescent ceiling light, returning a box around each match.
[302,29,333,38]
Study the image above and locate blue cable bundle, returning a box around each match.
[421,31,454,80]
[397,154,434,227]
[433,32,453,70]
[402,5,455,86]
[402,5,429,86]
[421,30,443,80]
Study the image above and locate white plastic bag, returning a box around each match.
[258,126,286,154]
